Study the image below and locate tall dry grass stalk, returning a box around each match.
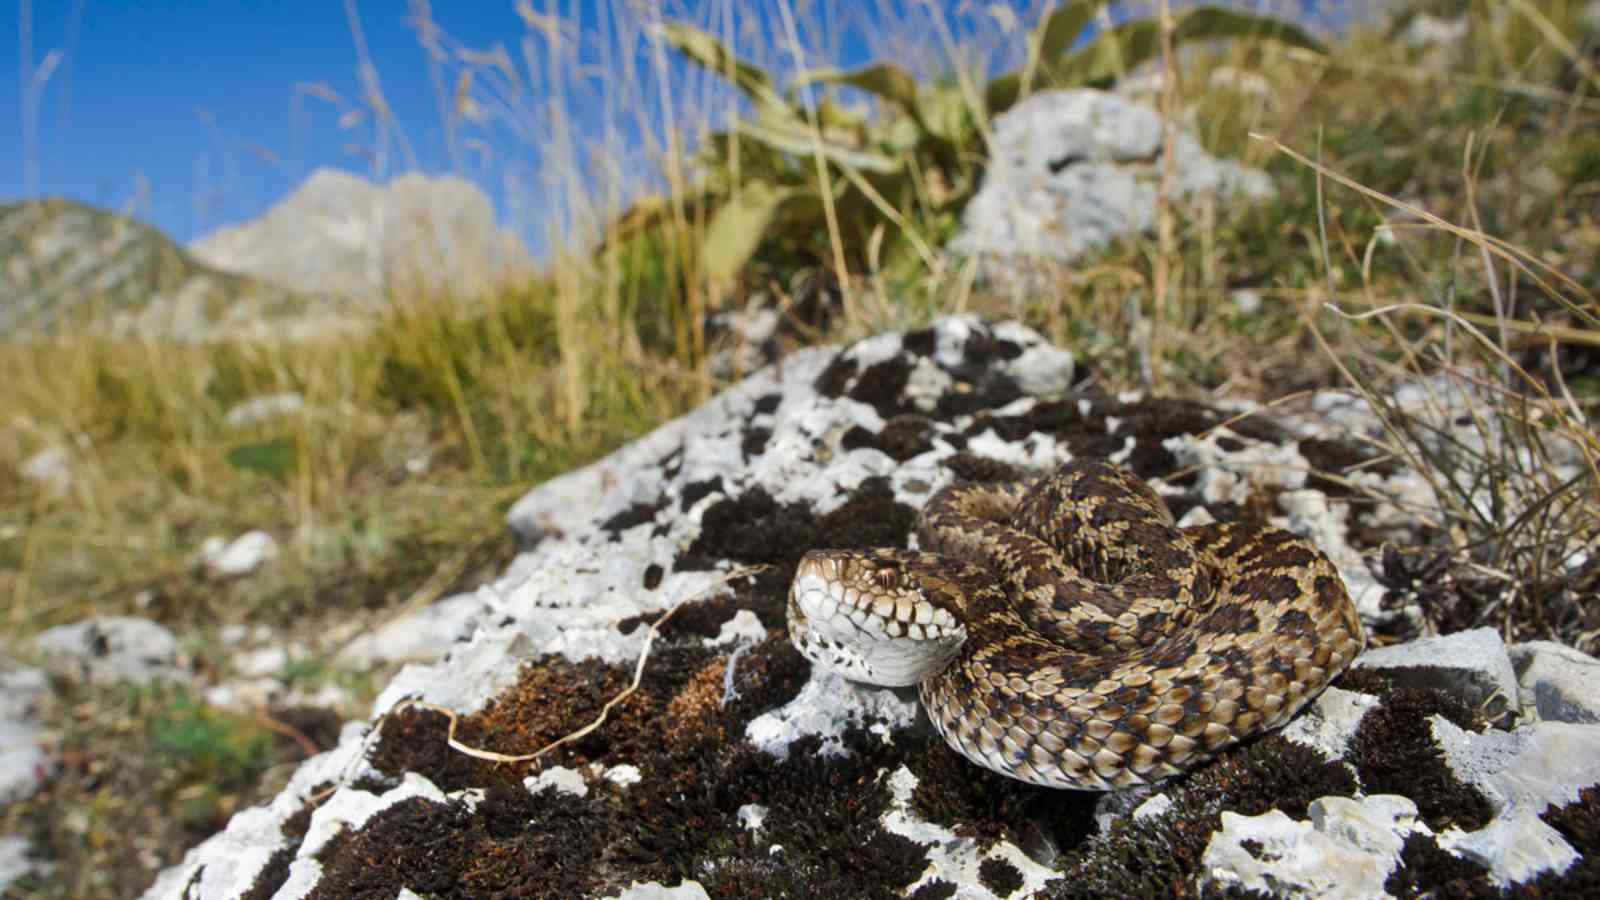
[1261,129,1598,605]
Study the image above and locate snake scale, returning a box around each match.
[787,459,1366,791]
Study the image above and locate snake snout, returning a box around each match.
[788,550,968,688]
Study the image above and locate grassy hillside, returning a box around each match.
[1,0,1597,896]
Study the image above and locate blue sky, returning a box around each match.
[2,1,578,248]
[0,2,1334,257]
[0,0,961,255]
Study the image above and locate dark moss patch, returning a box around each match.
[678,475,917,631]
[961,328,1024,363]
[618,584,763,640]
[240,839,294,899]
[741,426,773,459]
[850,356,918,419]
[1385,833,1495,898]
[680,475,724,511]
[811,326,1031,423]
[1298,437,1390,496]
[942,453,1028,484]
[909,879,959,900]
[961,393,1292,484]
[903,721,1098,851]
[814,354,859,398]
[269,706,344,757]
[657,445,685,480]
[642,563,663,590]
[935,378,1024,420]
[1045,735,1356,898]
[978,856,1025,896]
[601,495,668,535]
[1336,667,1495,832]
[903,327,938,357]
[242,783,329,899]
[306,795,478,898]
[332,708,931,899]
[1374,547,1600,659]
[842,415,939,461]
[1518,785,1600,897]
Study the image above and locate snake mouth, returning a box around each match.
[787,551,968,688]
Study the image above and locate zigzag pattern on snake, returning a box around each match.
[787,459,1366,790]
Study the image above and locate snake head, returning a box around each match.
[787,549,968,687]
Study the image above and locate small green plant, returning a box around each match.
[146,687,271,779]
[277,654,328,689]
[610,0,1325,341]
[223,436,298,479]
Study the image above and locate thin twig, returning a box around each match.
[388,564,766,766]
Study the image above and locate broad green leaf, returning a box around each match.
[700,180,796,284]
[656,22,788,113]
[1052,5,1326,88]
[915,86,976,148]
[1036,0,1112,61]
[799,63,942,144]
[800,63,973,148]
[1175,6,1325,53]
[735,118,901,173]
[225,437,296,478]
[989,3,1323,109]
[987,0,1111,113]
[816,97,868,132]
[1052,20,1158,86]
[798,63,922,115]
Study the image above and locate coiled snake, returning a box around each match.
[787,459,1366,790]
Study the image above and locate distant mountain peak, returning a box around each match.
[190,169,534,301]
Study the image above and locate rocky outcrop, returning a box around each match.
[190,169,533,303]
[0,198,313,339]
[141,318,1600,898]
[948,89,1274,290]
[32,616,189,686]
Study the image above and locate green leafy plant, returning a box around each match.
[147,687,271,778]
[610,0,1325,335]
[224,436,298,478]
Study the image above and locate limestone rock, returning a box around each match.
[19,446,72,497]
[191,169,533,302]
[1203,795,1421,899]
[1510,640,1600,725]
[0,658,52,805]
[33,616,187,686]
[0,836,40,894]
[336,589,490,668]
[1431,717,1600,885]
[200,530,278,579]
[222,393,304,427]
[948,89,1274,289]
[1354,627,1519,723]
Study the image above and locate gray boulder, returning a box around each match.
[33,616,188,686]
[948,89,1274,289]
[1511,640,1600,725]
[0,658,51,805]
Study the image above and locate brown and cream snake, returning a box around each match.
[787,459,1366,790]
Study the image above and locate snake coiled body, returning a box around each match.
[787,459,1366,790]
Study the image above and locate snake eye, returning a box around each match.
[872,567,900,590]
